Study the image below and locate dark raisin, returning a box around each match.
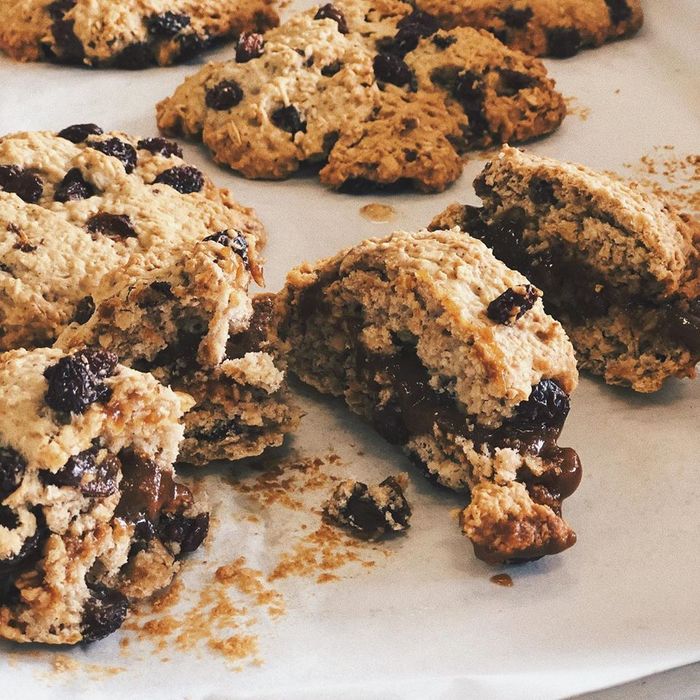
[147,12,190,37]
[73,296,95,324]
[203,230,249,267]
[496,68,536,96]
[89,138,137,174]
[58,123,103,143]
[0,505,18,529]
[384,10,440,57]
[396,9,439,37]
[226,294,274,358]
[452,71,489,140]
[487,284,540,325]
[373,53,414,87]
[404,148,418,162]
[157,512,209,555]
[50,9,84,63]
[514,379,570,431]
[177,33,210,61]
[114,42,154,69]
[205,80,244,110]
[153,165,204,194]
[86,212,137,240]
[136,280,175,308]
[314,4,348,33]
[432,33,457,49]
[235,32,264,62]
[47,0,74,20]
[270,105,307,134]
[0,166,43,203]
[546,27,582,58]
[321,60,343,77]
[499,6,534,28]
[136,137,183,158]
[54,168,95,202]
[81,584,129,643]
[0,447,26,500]
[604,0,632,24]
[528,176,556,205]
[0,509,46,575]
[41,449,119,498]
[43,348,118,415]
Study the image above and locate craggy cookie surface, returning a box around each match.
[0,0,278,68]
[157,0,566,192]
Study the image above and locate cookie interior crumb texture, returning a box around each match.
[272,228,582,564]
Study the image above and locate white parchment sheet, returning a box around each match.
[0,1,698,697]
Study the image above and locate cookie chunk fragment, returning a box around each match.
[411,0,643,57]
[324,474,411,538]
[431,146,700,391]
[0,347,206,644]
[272,229,581,563]
[0,0,279,68]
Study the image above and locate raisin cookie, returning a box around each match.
[0,347,208,644]
[412,0,643,58]
[57,243,298,466]
[0,0,278,68]
[272,229,581,564]
[157,0,565,192]
[431,147,700,392]
[0,127,264,352]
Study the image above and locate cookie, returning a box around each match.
[0,0,278,68]
[0,127,265,352]
[324,474,411,539]
[157,0,565,191]
[411,0,643,57]
[0,347,208,644]
[272,229,581,564]
[431,146,700,392]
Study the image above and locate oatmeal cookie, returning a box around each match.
[0,0,278,68]
[0,347,208,644]
[431,146,700,392]
[272,229,581,563]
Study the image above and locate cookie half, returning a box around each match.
[0,347,207,644]
[431,146,700,392]
[0,0,278,68]
[272,229,581,563]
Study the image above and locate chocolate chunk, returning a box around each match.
[203,229,249,267]
[73,296,95,324]
[89,137,137,174]
[58,123,103,143]
[0,447,26,500]
[205,80,244,110]
[157,512,209,555]
[153,165,205,194]
[604,0,632,24]
[373,53,414,87]
[136,137,183,158]
[432,34,457,49]
[114,42,155,69]
[487,285,540,324]
[43,348,118,415]
[41,449,119,498]
[513,379,570,432]
[147,12,191,37]
[54,168,95,202]
[313,4,348,34]
[270,105,307,134]
[81,584,129,643]
[546,27,582,58]
[528,176,556,205]
[236,32,264,62]
[499,6,533,28]
[321,60,343,77]
[0,165,43,203]
[86,212,137,240]
[496,68,537,96]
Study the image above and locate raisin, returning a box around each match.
[41,449,119,498]
[136,137,183,158]
[604,0,632,24]
[373,53,414,87]
[205,80,244,110]
[546,27,582,58]
[499,6,533,28]
[136,280,174,308]
[86,212,137,240]
[487,284,540,325]
[528,176,556,205]
[514,379,570,431]
[226,294,274,358]
[0,447,26,500]
[452,71,489,140]
[313,4,348,33]
[54,168,94,202]
[203,230,249,267]
[270,105,307,134]
[0,509,46,575]
[81,584,129,642]
[496,68,536,96]
[0,166,43,203]
[43,348,118,415]
[177,33,210,61]
[89,138,137,174]
[147,12,190,37]
[153,165,204,194]
[58,123,103,143]
[157,512,209,555]
[47,0,74,20]
[74,296,95,324]
[49,2,84,64]
[321,60,343,77]
[114,42,154,69]
[0,505,18,529]
[432,34,457,49]
[235,32,264,62]
[396,9,438,37]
